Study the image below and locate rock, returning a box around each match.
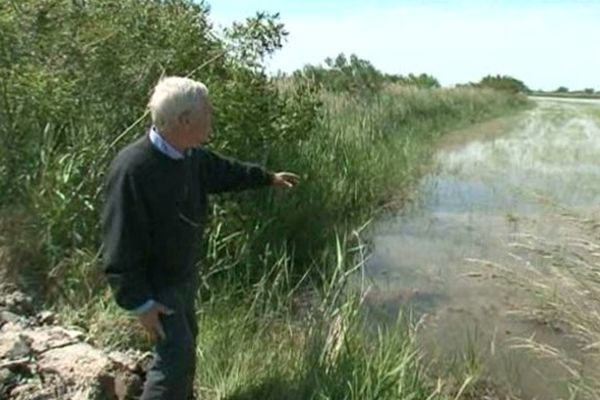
[0,332,31,360]
[37,342,142,399]
[0,320,28,333]
[8,376,62,400]
[72,381,115,400]
[0,367,16,397]
[1,291,34,316]
[115,371,143,399]
[37,311,56,325]
[0,289,146,400]
[0,310,21,324]
[37,342,112,382]
[23,326,85,354]
[0,357,31,374]
[108,350,139,372]
[0,367,15,383]
[138,351,154,373]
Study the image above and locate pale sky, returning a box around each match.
[209,0,600,91]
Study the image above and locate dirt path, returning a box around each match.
[365,98,600,399]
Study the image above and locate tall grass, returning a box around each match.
[194,236,435,400]
[17,85,527,305]
[0,84,527,399]
[4,85,524,399]
[208,85,529,283]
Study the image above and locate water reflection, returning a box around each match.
[366,98,600,398]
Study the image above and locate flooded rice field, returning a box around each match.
[366,98,600,398]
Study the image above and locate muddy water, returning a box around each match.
[366,98,600,398]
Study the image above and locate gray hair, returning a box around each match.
[148,76,209,131]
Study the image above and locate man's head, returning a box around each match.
[148,77,212,149]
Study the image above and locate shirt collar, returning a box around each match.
[148,126,185,160]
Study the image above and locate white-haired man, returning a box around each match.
[101,77,299,399]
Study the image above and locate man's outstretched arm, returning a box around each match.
[200,148,299,193]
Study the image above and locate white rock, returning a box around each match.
[0,332,31,360]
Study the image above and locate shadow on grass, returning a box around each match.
[223,377,306,400]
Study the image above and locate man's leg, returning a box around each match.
[183,276,200,399]
[141,284,196,400]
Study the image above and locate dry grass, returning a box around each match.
[0,211,44,293]
[478,209,600,399]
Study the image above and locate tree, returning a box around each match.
[556,86,569,93]
[476,75,529,93]
[295,53,384,94]
[403,73,440,88]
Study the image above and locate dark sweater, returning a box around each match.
[101,135,273,310]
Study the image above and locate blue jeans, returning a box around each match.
[141,276,199,400]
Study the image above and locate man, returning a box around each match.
[101,76,299,399]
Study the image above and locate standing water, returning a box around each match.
[366,98,600,398]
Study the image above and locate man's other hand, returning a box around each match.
[139,302,174,342]
[272,172,300,188]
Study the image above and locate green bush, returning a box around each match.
[294,53,385,94]
[475,74,529,94]
[293,54,442,94]
[385,73,441,89]
[0,0,319,294]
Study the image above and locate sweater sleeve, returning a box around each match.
[101,167,153,311]
[200,148,274,194]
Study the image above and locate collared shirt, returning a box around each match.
[148,126,185,160]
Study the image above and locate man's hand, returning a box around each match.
[138,302,174,342]
[272,172,300,188]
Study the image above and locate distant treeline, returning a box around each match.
[289,53,439,93]
[457,74,529,94]
[530,86,600,99]
[549,86,599,95]
[289,53,535,95]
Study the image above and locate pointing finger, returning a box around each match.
[283,173,300,180]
